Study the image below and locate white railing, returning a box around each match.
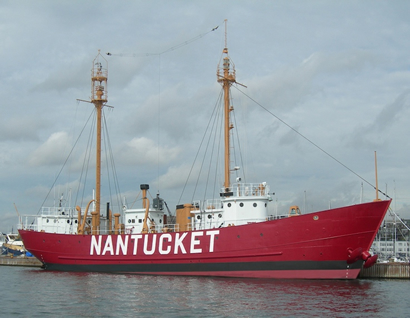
[192,199,223,212]
[225,183,270,198]
[40,206,76,216]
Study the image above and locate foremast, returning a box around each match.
[217,19,236,194]
[91,51,108,234]
[77,51,108,235]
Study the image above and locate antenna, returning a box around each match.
[374,151,381,201]
[224,19,228,49]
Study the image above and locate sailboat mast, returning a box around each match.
[217,19,236,192]
[91,51,108,232]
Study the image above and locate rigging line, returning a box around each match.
[102,111,114,210]
[212,98,224,201]
[103,110,123,213]
[197,90,225,204]
[203,91,223,203]
[36,109,95,216]
[177,89,224,205]
[195,92,221,204]
[230,88,247,183]
[157,54,161,194]
[234,86,392,199]
[106,23,220,57]
[78,111,96,208]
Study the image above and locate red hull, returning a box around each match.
[19,200,390,279]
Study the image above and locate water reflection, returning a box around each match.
[9,268,410,317]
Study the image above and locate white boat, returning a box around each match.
[0,233,5,250]
[1,233,26,256]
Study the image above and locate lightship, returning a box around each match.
[19,22,390,279]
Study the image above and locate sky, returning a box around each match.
[1,0,410,233]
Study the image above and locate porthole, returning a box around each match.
[218,213,222,218]
[227,203,232,207]
[67,220,70,224]
[128,219,131,223]
[159,219,162,223]
[253,203,257,207]
[240,203,244,207]
[46,219,49,223]
[207,214,212,219]
[265,203,267,207]
[197,215,201,220]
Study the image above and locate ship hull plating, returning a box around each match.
[19,200,390,279]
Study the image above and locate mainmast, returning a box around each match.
[91,51,108,233]
[217,19,236,192]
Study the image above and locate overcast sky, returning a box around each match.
[1,1,410,233]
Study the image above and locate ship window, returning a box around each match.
[139,219,142,223]
[240,203,244,207]
[253,203,257,207]
[197,215,201,219]
[47,219,49,223]
[67,220,70,224]
[132,219,135,223]
[218,213,222,218]
[159,219,162,223]
[207,215,212,219]
[75,220,78,224]
[128,219,131,223]
[227,203,231,207]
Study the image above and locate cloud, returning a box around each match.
[245,49,377,114]
[28,131,72,166]
[346,90,410,150]
[0,116,44,142]
[2,1,410,233]
[116,136,181,166]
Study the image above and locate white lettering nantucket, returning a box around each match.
[159,233,172,255]
[190,231,203,253]
[89,230,220,256]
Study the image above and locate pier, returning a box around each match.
[0,256,42,267]
[359,263,410,279]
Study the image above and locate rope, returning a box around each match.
[106,23,221,58]
[36,109,95,216]
[233,85,392,200]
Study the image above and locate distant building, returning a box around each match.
[371,218,410,260]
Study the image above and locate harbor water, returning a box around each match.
[1,266,409,318]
